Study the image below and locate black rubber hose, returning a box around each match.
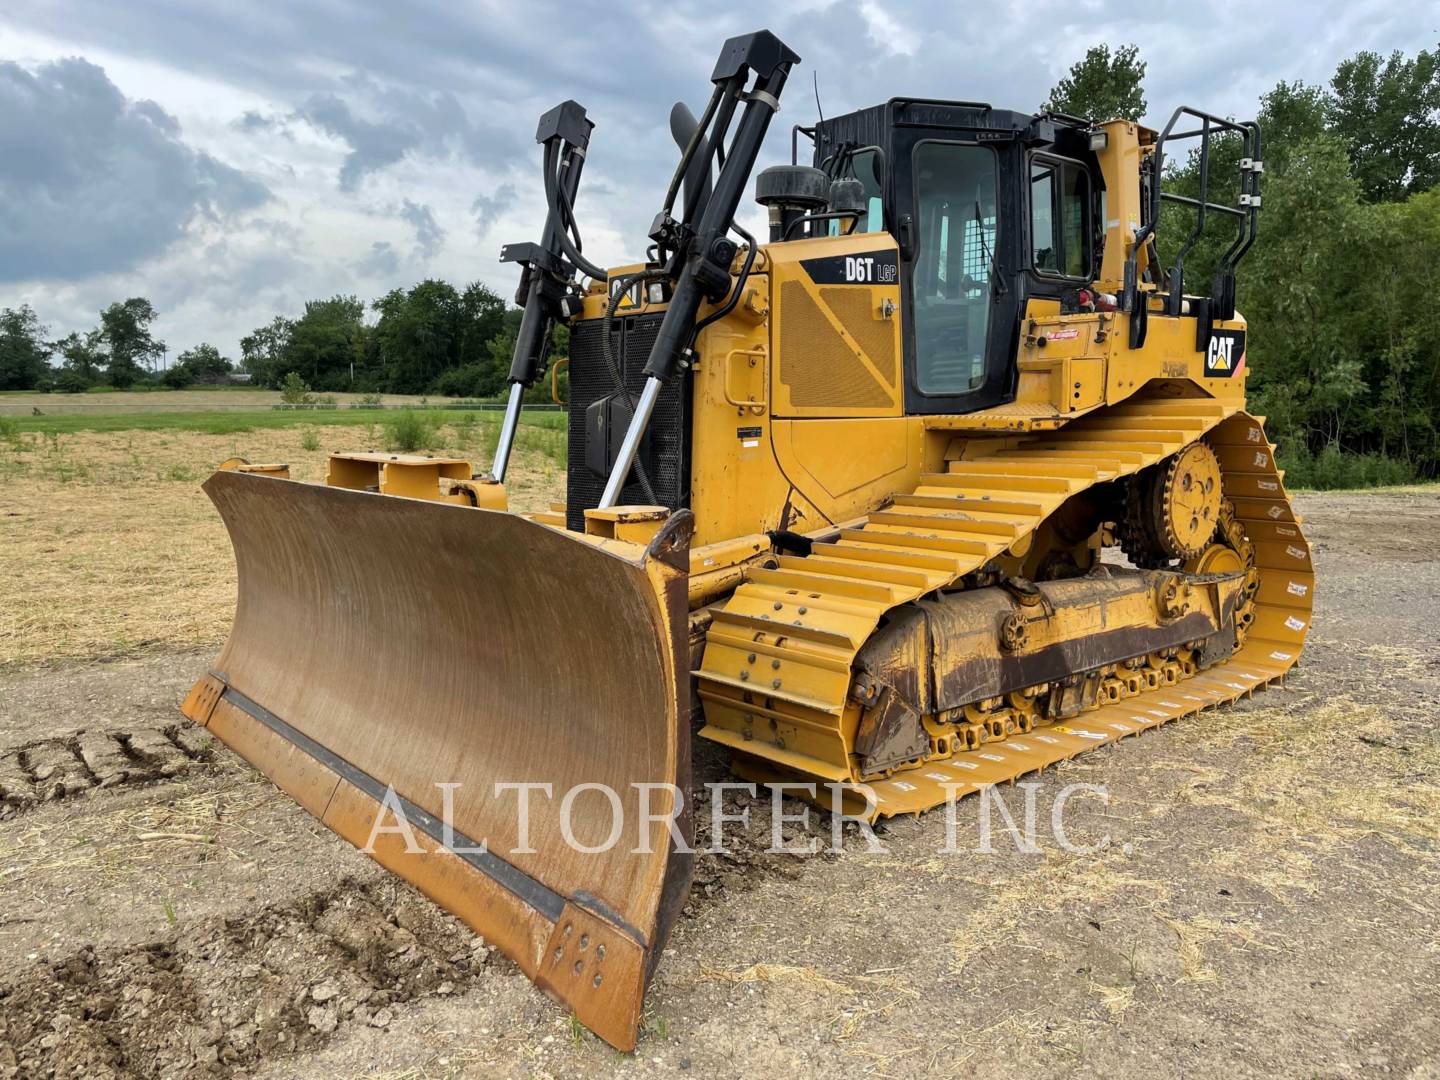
[544,141,608,281]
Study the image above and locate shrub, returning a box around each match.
[383,408,439,453]
[279,371,314,405]
[1278,445,1416,490]
[55,369,92,394]
[450,411,478,449]
[434,364,496,399]
[299,427,321,452]
[161,365,192,389]
[0,416,18,441]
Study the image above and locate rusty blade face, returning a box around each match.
[181,471,693,1050]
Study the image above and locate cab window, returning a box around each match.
[1030,157,1091,278]
[910,142,999,395]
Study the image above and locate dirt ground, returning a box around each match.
[0,424,564,666]
[1,488,1438,1078]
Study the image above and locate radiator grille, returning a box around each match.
[566,313,691,532]
[779,280,892,408]
[819,286,897,388]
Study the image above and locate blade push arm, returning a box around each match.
[492,100,595,482]
[599,30,800,508]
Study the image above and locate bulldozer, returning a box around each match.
[181,29,1312,1050]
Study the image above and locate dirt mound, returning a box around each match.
[0,877,493,1077]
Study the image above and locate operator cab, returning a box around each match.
[795,101,1102,415]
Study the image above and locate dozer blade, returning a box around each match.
[180,470,694,1050]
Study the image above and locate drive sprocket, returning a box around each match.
[1120,442,1222,567]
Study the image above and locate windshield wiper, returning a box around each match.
[974,200,1006,297]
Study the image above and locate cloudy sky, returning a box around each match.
[0,0,1426,361]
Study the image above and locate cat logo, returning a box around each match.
[1204,329,1246,378]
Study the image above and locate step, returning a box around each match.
[775,554,936,590]
[926,471,1077,494]
[745,567,899,605]
[809,541,966,574]
[868,509,1023,539]
[890,493,1047,518]
[839,527,995,559]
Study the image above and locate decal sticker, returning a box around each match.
[1271,650,1293,661]
[1285,544,1307,560]
[1287,581,1309,597]
[1285,615,1307,632]
[1047,327,1081,341]
[1257,480,1279,491]
[1204,328,1246,378]
[800,249,899,285]
[608,278,643,309]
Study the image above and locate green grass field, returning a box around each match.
[4,406,565,437]
[0,387,563,438]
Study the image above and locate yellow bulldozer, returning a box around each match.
[181,30,1311,1049]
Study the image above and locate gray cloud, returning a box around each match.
[0,0,1424,358]
[0,56,269,283]
[358,240,398,277]
[294,77,520,191]
[233,108,286,135]
[398,199,443,259]
[471,184,517,237]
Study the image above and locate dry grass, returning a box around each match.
[701,961,922,1046]
[1089,980,1137,1018]
[1164,696,1440,895]
[0,779,281,888]
[701,962,856,996]
[947,853,1173,972]
[0,423,565,668]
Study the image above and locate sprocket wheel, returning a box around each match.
[1120,442,1223,566]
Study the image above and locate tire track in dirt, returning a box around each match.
[0,725,215,819]
[0,877,494,1078]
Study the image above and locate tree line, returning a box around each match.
[0,297,234,392]
[1048,42,1440,486]
[0,280,561,400]
[237,280,566,399]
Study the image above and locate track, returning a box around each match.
[0,725,215,819]
[697,400,1314,816]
